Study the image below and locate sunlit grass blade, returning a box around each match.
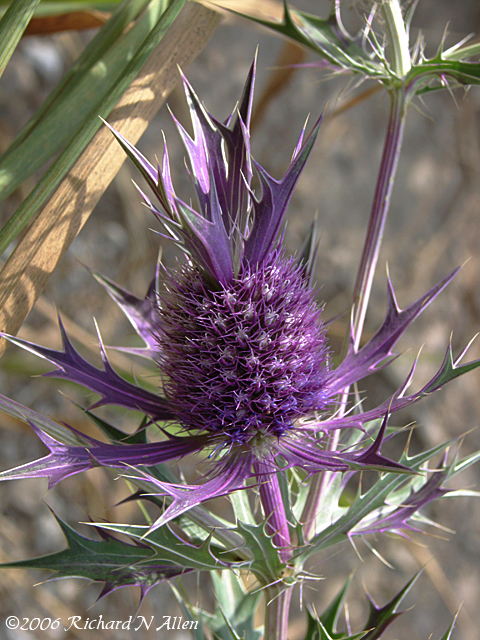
[0,0,183,260]
[0,0,41,78]
[1,0,151,159]
[0,0,169,203]
[3,0,146,150]
[0,1,220,356]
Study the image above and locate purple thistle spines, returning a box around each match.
[104,58,322,286]
[156,255,330,444]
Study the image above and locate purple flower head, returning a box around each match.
[1,58,479,533]
[158,254,329,444]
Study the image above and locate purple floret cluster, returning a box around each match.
[158,254,329,443]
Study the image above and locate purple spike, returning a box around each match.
[170,102,211,200]
[278,416,411,474]
[351,470,449,537]
[311,339,480,434]
[231,54,256,130]
[178,70,253,238]
[326,268,461,395]
[174,193,234,284]
[341,414,412,472]
[214,117,253,235]
[1,320,173,420]
[100,119,163,204]
[143,449,255,530]
[92,271,160,359]
[244,114,323,265]
[0,420,208,488]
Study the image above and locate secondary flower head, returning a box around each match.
[1,58,476,533]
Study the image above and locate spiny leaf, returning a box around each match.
[89,521,243,573]
[210,571,262,640]
[296,439,453,564]
[304,608,365,640]
[91,269,160,359]
[438,612,459,640]
[236,521,284,584]
[233,2,382,78]
[362,572,421,640]
[170,583,208,640]
[0,514,187,601]
[1,320,173,419]
[320,575,353,636]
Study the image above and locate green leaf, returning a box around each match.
[170,583,207,640]
[422,341,480,393]
[304,610,365,640]
[303,575,366,639]
[89,521,244,573]
[236,521,284,584]
[0,513,186,596]
[319,575,353,637]
[362,572,421,640]
[210,571,262,640]
[408,58,480,97]
[0,0,41,79]
[234,2,383,79]
[443,39,480,62]
[438,613,458,640]
[296,439,453,565]
[118,471,250,557]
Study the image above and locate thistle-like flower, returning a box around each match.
[1,59,476,534]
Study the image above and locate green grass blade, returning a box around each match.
[0,0,169,203]
[2,0,151,159]
[0,0,41,78]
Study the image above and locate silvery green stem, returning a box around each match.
[263,584,293,640]
[302,86,411,539]
[350,87,409,349]
[254,458,292,640]
[351,0,412,348]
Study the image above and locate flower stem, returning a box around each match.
[263,584,293,640]
[302,87,411,540]
[254,458,293,640]
[350,87,409,350]
[254,458,291,563]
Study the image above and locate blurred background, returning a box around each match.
[1,1,480,638]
